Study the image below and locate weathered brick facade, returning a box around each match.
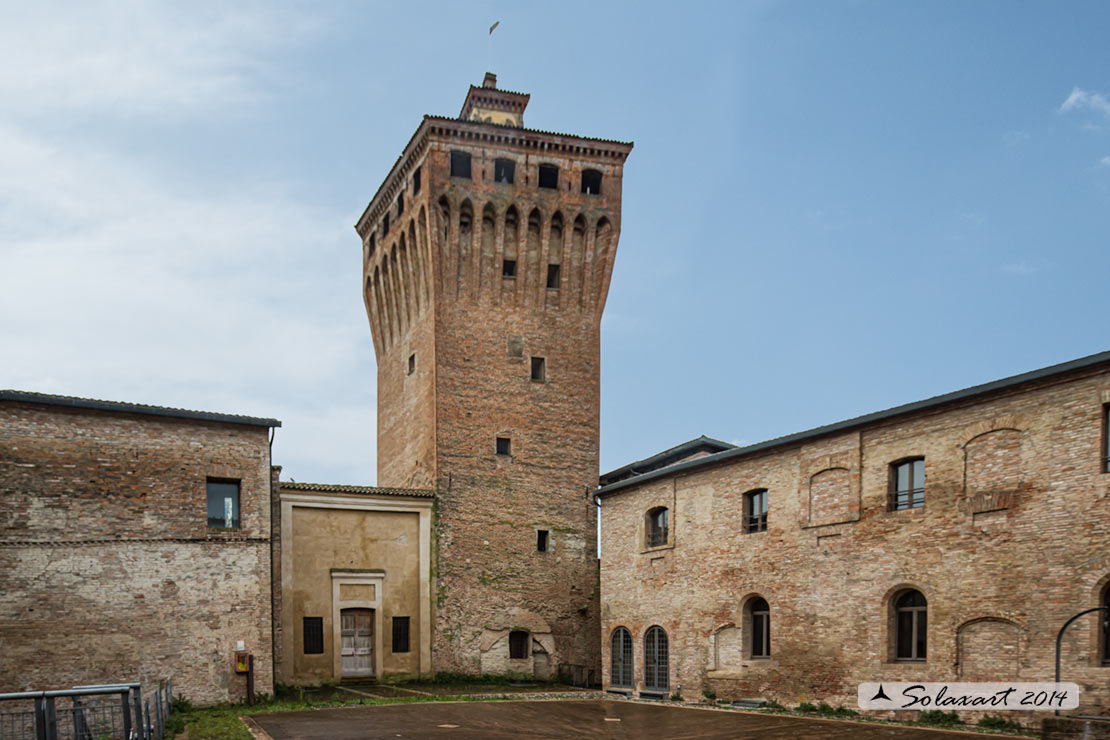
[356,75,632,679]
[597,354,1110,719]
[0,393,277,705]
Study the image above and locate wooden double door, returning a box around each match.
[340,608,374,677]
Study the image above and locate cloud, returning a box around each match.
[1100,156,1110,167]
[1059,87,1110,118]
[1002,260,1038,275]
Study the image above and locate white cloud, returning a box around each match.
[1099,156,1110,167]
[1059,87,1110,118]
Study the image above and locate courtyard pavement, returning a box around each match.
[248,699,1019,739]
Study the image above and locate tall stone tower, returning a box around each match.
[355,73,632,679]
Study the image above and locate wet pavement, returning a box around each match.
[250,699,1016,739]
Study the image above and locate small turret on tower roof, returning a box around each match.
[459,72,530,127]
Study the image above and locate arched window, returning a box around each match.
[509,630,529,659]
[1102,584,1110,665]
[744,489,768,533]
[747,597,770,658]
[646,507,668,548]
[895,590,927,661]
[643,626,669,691]
[610,627,633,688]
[890,457,925,510]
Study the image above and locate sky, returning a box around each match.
[2,1,1109,485]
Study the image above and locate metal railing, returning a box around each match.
[0,679,173,740]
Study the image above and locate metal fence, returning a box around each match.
[0,680,173,740]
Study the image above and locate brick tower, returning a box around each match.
[355,73,632,679]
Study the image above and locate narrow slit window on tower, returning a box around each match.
[396,193,404,218]
[407,353,415,375]
[382,213,390,235]
[502,259,517,278]
[531,356,546,382]
[581,169,602,195]
[546,264,561,289]
[450,150,472,179]
[368,234,376,258]
[413,165,422,194]
[494,158,515,184]
[538,164,559,189]
[537,530,549,552]
[496,436,511,456]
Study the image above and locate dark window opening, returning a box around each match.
[502,259,517,278]
[1103,405,1110,473]
[496,436,511,456]
[647,507,668,548]
[392,616,411,653]
[413,166,422,194]
[1102,585,1110,665]
[546,264,561,289]
[303,617,324,655]
[610,627,634,688]
[382,213,390,235]
[396,193,404,218]
[581,169,602,195]
[538,164,559,189]
[509,630,529,659]
[749,597,770,658]
[494,158,515,184]
[368,234,376,258]
[531,356,546,382]
[744,489,768,533]
[450,150,472,179]
[206,479,240,529]
[891,458,925,510]
[407,353,415,375]
[643,626,669,690]
[537,530,549,552]
[895,590,927,661]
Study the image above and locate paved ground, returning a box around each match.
[250,699,1016,739]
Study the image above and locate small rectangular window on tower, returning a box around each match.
[546,264,561,289]
[407,353,415,375]
[538,164,559,189]
[413,166,422,194]
[303,617,324,654]
[496,436,511,456]
[392,616,411,653]
[531,356,546,382]
[494,158,515,184]
[396,192,404,217]
[537,530,549,552]
[581,169,603,195]
[382,213,390,235]
[450,150,472,179]
[502,259,517,278]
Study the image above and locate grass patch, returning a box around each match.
[978,715,1025,732]
[916,709,962,727]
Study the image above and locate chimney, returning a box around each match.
[482,72,497,89]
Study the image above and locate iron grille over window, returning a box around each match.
[749,597,770,658]
[303,617,324,654]
[509,630,529,659]
[647,507,668,547]
[206,479,240,529]
[895,589,927,661]
[494,158,515,184]
[392,616,410,654]
[745,489,768,533]
[450,150,472,179]
[538,164,559,189]
[610,627,633,688]
[643,626,669,690]
[891,458,925,510]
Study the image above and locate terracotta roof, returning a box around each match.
[0,389,280,428]
[280,481,434,498]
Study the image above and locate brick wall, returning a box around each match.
[599,365,1110,719]
[0,401,274,704]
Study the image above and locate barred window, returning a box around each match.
[610,627,633,688]
[392,616,410,654]
[646,507,668,548]
[509,630,529,659]
[890,458,925,510]
[303,617,324,655]
[643,625,669,690]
